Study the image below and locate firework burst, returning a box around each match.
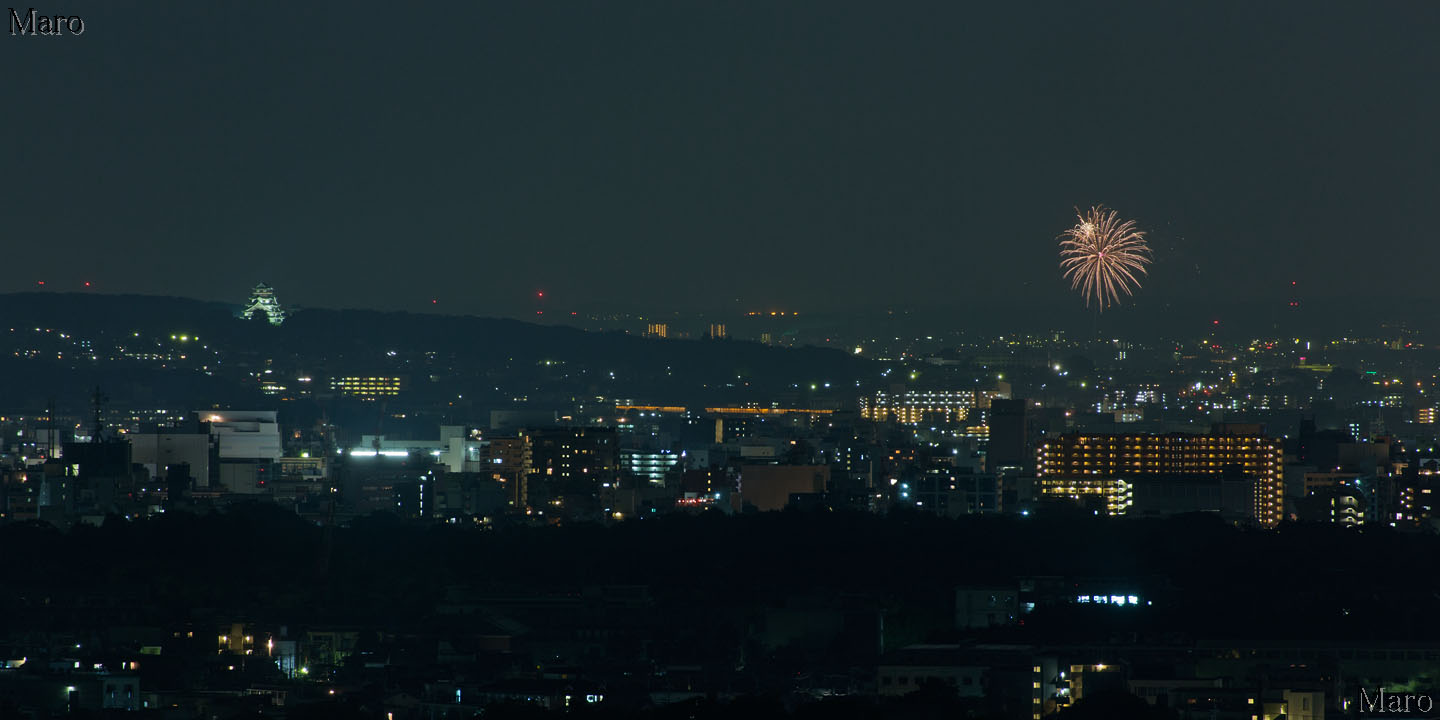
[1058,205,1152,311]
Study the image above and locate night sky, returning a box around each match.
[6,2,1439,323]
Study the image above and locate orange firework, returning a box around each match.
[1058,205,1151,311]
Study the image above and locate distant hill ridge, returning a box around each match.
[0,292,870,412]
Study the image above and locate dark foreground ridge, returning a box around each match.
[1,508,1435,718]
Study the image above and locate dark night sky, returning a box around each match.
[5,2,1439,324]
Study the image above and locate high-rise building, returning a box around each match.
[737,465,828,512]
[1419,407,1436,425]
[988,398,1030,470]
[1035,432,1284,525]
[525,427,618,487]
[646,323,668,338]
[1397,462,1439,526]
[240,282,286,325]
[708,323,726,339]
[913,472,1002,517]
[197,411,283,493]
[329,376,403,398]
[521,427,620,520]
[484,435,532,508]
[620,448,680,485]
[129,431,210,487]
[859,390,975,424]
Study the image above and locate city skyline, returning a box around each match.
[7,3,1440,718]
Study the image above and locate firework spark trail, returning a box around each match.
[1058,205,1152,311]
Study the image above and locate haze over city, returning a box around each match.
[8,1,1440,329]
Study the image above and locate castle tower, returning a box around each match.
[241,282,286,325]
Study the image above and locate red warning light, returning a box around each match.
[431,299,438,304]
[538,291,545,298]
[36,281,44,286]
[84,281,92,287]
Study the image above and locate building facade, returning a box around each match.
[860,390,976,425]
[329,376,403,398]
[1036,432,1284,525]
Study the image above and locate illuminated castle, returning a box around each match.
[241,282,286,325]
